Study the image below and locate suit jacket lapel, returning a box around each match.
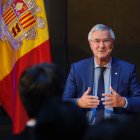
[111,57,120,92]
[86,57,94,95]
[85,57,120,94]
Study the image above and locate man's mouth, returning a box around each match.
[98,50,106,53]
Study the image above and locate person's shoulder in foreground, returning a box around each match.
[34,100,88,140]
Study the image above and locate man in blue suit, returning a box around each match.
[63,24,140,123]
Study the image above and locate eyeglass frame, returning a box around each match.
[90,38,113,46]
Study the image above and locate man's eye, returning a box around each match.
[94,40,100,43]
[104,40,109,42]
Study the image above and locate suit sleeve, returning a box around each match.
[63,64,78,104]
[125,65,140,112]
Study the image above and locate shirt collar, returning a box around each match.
[26,119,36,127]
[94,57,112,69]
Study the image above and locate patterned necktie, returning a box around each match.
[96,67,106,123]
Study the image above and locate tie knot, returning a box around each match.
[99,67,106,74]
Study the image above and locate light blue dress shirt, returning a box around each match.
[87,57,128,124]
[87,57,113,124]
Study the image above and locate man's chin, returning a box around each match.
[98,54,107,59]
[97,54,110,60]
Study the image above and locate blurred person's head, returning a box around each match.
[19,63,64,119]
[34,101,88,140]
[84,115,140,140]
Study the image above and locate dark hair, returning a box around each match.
[84,115,140,140]
[19,63,64,118]
[34,101,88,140]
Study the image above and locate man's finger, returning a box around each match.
[86,95,98,99]
[102,93,112,97]
[110,86,117,95]
[84,87,92,95]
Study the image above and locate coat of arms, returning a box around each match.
[0,0,46,50]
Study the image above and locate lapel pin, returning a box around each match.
[115,72,117,75]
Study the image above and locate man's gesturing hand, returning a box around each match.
[101,87,126,108]
[77,87,100,108]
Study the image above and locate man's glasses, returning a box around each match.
[91,39,112,46]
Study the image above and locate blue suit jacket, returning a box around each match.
[63,57,140,114]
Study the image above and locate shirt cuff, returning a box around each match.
[123,97,128,108]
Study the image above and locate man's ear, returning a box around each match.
[89,41,93,50]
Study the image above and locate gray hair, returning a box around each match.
[88,24,115,41]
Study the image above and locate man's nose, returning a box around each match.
[99,41,105,47]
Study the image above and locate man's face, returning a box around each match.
[89,30,114,60]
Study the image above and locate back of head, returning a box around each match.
[19,63,64,118]
[84,117,122,140]
[84,115,140,140]
[34,101,88,140]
